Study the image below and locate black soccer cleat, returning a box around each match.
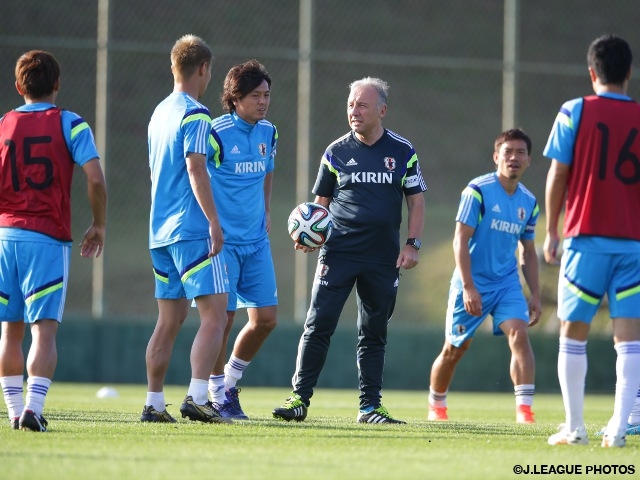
[179,395,231,424]
[19,409,48,432]
[272,393,308,422]
[140,405,177,423]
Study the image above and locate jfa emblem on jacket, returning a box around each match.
[258,143,267,157]
[383,157,396,171]
[318,264,330,277]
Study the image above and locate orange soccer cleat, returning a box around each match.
[427,405,448,421]
[516,404,535,424]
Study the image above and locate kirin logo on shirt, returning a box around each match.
[258,143,267,157]
[383,157,396,171]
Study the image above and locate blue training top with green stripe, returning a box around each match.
[209,112,277,245]
[148,92,213,248]
[452,172,539,290]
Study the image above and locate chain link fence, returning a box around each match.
[1,0,639,326]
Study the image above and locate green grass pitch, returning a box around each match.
[1,384,637,480]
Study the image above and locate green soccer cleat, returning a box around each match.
[357,405,406,424]
[272,393,308,422]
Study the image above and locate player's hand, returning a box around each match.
[528,296,542,326]
[543,233,560,265]
[463,285,482,317]
[265,211,271,234]
[209,222,224,257]
[79,224,105,258]
[396,245,419,270]
[294,243,317,254]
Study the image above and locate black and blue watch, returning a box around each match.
[406,238,421,250]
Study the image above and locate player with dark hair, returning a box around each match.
[427,128,541,424]
[206,60,278,419]
[273,76,426,424]
[0,50,107,431]
[143,34,229,424]
[544,34,640,448]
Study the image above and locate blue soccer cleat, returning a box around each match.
[219,387,249,420]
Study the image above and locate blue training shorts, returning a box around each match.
[445,281,529,347]
[224,238,278,311]
[558,247,640,322]
[0,239,70,323]
[151,238,229,300]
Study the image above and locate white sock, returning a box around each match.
[146,391,166,412]
[428,388,447,408]
[1,375,24,420]
[25,376,51,417]
[224,355,250,390]
[187,378,209,405]
[208,374,225,404]
[629,388,640,425]
[514,384,535,407]
[557,337,587,431]
[606,342,640,436]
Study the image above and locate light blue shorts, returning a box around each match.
[558,247,640,322]
[445,282,529,347]
[224,238,278,311]
[151,238,229,300]
[0,239,70,323]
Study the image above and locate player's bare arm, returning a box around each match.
[396,192,425,269]
[519,239,541,326]
[264,171,273,233]
[186,152,224,256]
[453,222,482,316]
[80,158,107,258]
[543,160,569,265]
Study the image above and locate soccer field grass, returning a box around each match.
[1,384,637,480]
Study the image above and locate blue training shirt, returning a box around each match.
[451,172,539,290]
[148,92,213,248]
[209,112,277,245]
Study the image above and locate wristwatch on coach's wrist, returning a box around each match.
[406,238,421,250]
